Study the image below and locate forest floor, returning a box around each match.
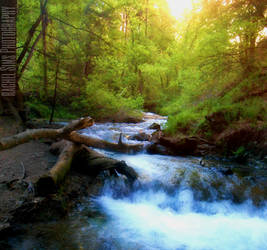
[0,117,57,231]
[0,141,57,225]
[0,117,103,243]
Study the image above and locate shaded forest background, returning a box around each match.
[14,0,267,134]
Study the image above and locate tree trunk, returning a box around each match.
[49,58,60,124]
[138,69,144,94]
[17,15,42,66]
[17,32,42,82]
[41,0,48,96]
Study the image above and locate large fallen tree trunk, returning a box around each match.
[0,117,94,151]
[68,131,143,153]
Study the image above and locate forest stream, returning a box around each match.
[7,113,267,250]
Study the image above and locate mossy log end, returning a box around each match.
[0,117,94,151]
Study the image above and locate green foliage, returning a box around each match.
[233,146,246,157]
[26,100,77,120]
[25,101,51,119]
[17,0,266,133]
[53,106,77,120]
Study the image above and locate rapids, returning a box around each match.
[7,113,267,250]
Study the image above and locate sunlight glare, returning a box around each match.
[259,27,267,38]
[256,27,267,44]
[230,36,241,44]
[166,0,193,19]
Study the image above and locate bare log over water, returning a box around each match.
[68,132,143,153]
[0,117,94,150]
[0,117,143,153]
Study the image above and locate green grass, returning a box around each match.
[163,96,266,136]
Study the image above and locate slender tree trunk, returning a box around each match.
[17,15,42,66]
[41,0,48,97]
[138,69,144,94]
[49,58,60,124]
[166,75,169,88]
[17,32,42,82]
[160,75,164,89]
[247,35,256,72]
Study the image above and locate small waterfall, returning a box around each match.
[8,113,267,250]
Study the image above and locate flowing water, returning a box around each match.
[7,113,267,250]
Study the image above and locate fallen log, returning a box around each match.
[0,117,94,151]
[68,131,143,153]
[37,142,138,196]
[36,140,81,196]
[72,145,138,183]
[0,116,142,154]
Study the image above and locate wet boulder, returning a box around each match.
[148,123,161,130]
[232,166,255,177]
[159,136,199,155]
[216,123,267,156]
[146,143,173,155]
[202,111,230,134]
[129,132,151,142]
[199,157,233,176]
[149,132,215,156]
[151,130,163,142]
[114,161,138,183]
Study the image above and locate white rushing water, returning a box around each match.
[8,113,267,250]
[79,113,267,250]
[96,194,267,250]
[80,112,167,145]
